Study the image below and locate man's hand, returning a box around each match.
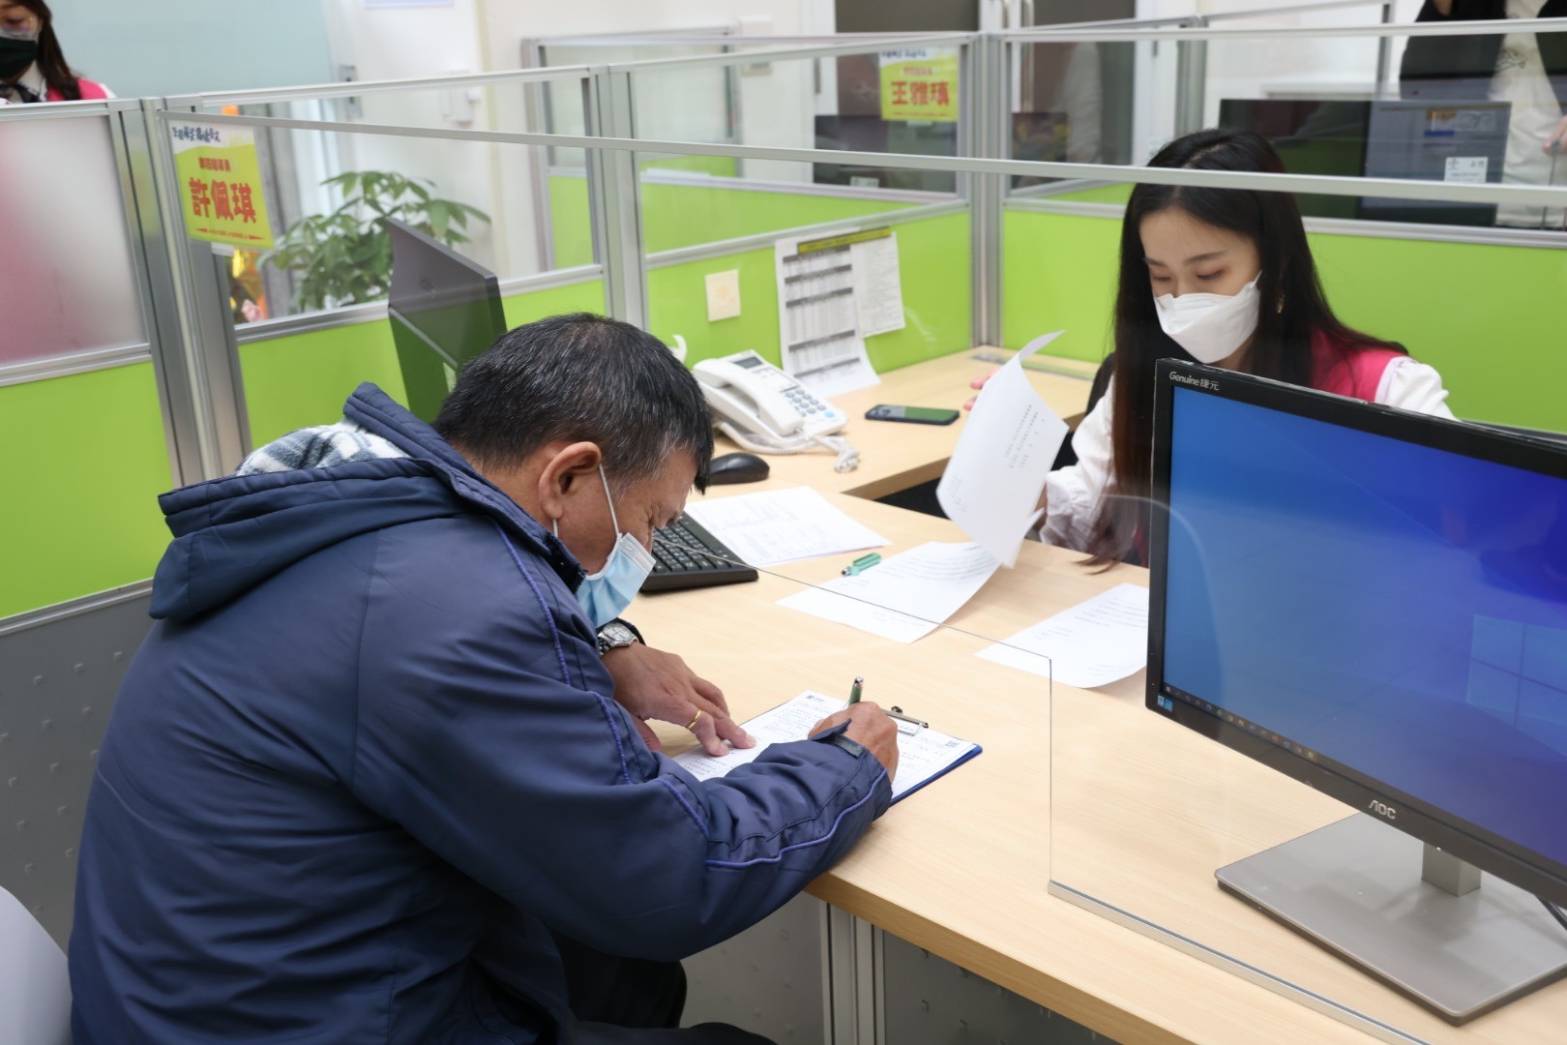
[809,703,900,778]
[602,643,753,756]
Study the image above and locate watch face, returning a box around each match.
[600,622,635,646]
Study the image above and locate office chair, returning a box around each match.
[0,886,71,1045]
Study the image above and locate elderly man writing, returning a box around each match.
[69,314,898,1044]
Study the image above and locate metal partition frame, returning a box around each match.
[10,25,1567,1041]
[160,65,604,470]
[0,99,200,488]
[563,35,983,334]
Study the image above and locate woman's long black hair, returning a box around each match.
[1085,128,1402,565]
[10,1,81,101]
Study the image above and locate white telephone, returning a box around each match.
[692,350,859,471]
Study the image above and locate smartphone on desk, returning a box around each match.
[865,404,960,426]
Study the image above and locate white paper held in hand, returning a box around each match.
[978,582,1149,689]
[936,331,1070,568]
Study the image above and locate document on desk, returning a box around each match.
[936,331,1071,568]
[777,541,1000,643]
[977,583,1149,689]
[683,487,888,567]
[673,690,982,803]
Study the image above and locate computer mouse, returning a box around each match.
[707,452,770,485]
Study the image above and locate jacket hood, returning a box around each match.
[150,384,583,622]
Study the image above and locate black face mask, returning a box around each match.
[0,36,39,81]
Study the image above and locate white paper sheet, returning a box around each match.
[977,582,1149,689]
[683,487,888,568]
[851,232,905,338]
[775,233,880,397]
[936,331,1071,568]
[673,689,979,801]
[777,541,1001,643]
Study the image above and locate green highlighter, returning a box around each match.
[842,553,882,576]
[848,676,864,706]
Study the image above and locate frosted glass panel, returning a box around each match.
[0,116,145,366]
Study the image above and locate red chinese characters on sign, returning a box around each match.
[879,50,958,123]
[187,178,260,224]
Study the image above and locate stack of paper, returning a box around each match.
[777,541,1001,643]
[684,487,888,567]
[977,583,1150,689]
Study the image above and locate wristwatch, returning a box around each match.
[596,618,643,656]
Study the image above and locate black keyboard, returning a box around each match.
[641,515,759,594]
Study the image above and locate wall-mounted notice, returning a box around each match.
[171,123,275,250]
[775,229,881,397]
[851,229,905,338]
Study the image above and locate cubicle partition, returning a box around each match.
[999,16,1567,431]
[5,14,1567,1040]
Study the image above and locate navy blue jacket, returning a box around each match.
[68,385,891,1044]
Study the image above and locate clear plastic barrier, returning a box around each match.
[0,113,147,366]
[624,43,970,194]
[1005,20,1567,236]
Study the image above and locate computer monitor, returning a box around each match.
[1216,98,1370,220]
[1146,360,1567,1022]
[810,115,957,193]
[386,218,506,422]
[1360,99,1510,227]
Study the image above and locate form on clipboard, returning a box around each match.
[672,690,981,803]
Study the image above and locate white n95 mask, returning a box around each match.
[1152,274,1262,365]
[556,465,656,629]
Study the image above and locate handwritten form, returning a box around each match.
[673,690,980,802]
[683,487,888,567]
[777,541,1001,643]
[936,331,1070,568]
[978,583,1150,689]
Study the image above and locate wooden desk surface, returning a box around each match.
[638,352,1563,1044]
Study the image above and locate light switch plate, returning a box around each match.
[705,269,742,322]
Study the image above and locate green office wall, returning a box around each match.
[239,280,607,447]
[548,174,924,268]
[1002,207,1567,430]
[0,362,173,620]
[648,211,973,374]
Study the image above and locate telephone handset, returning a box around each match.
[693,351,847,446]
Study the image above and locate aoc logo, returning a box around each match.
[1169,371,1220,391]
[1367,800,1398,822]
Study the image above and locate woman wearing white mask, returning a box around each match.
[1037,128,1455,565]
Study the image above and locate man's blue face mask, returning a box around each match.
[556,465,655,628]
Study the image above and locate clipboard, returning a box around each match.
[672,690,982,805]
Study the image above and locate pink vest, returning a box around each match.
[45,78,109,101]
[1310,330,1403,403]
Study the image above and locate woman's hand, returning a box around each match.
[1546,115,1567,156]
[964,369,998,411]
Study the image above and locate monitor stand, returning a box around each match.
[1217,813,1567,1024]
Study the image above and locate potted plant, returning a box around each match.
[267,170,489,312]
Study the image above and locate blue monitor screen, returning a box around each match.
[1162,388,1567,869]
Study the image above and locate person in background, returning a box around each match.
[69,314,899,1044]
[1401,1,1567,227]
[0,0,109,105]
[972,129,1455,566]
